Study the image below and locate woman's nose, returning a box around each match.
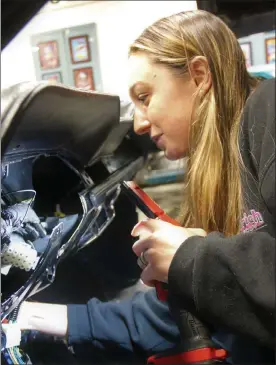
[133,111,151,135]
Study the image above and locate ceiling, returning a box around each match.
[217,0,275,18]
[197,0,275,37]
[197,0,275,17]
[39,1,99,14]
[2,0,275,51]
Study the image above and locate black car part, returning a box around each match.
[1,82,146,322]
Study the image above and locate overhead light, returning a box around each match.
[50,0,60,3]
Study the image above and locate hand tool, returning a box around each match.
[121,181,228,365]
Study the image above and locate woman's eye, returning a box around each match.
[138,94,149,105]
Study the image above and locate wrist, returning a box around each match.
[17,301,68,337]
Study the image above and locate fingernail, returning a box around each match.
[132,226,150,237]
[131,219,149,236]
[131,223,141,237]
[131,228,137,237]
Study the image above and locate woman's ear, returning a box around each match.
[189,56,212,95]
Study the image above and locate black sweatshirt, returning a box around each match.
[168,79,275,352]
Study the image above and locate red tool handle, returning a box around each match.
[147,348,227,364]
[122,181,181,301]
[123,181,181,226]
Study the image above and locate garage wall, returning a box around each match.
[239,31,275,66]
[1,1,197,99]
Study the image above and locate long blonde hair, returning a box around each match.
[129,10,259,236]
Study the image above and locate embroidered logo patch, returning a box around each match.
[241,209,266,233]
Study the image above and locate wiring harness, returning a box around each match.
[1,307,32,365]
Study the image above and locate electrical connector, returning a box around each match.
[1,323,21,349]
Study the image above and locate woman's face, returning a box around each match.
[128,53,199,160]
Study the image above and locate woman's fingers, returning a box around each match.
[131,218,164,237]
[132,236,156,257]
[140,265,156,287]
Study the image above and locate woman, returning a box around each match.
[18,10,275,364]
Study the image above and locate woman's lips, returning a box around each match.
[152,134,164,149]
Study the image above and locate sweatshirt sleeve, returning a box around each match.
[67,288,180,354]
[168,231,275,349]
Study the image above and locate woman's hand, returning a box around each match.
[131,219,206,286]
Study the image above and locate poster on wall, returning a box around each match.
[240,42,253,68]
[38,41,60,70]
[265,38,275,64]
[42,72,62,84]
[69,35,91,64]
[73,67,95,90]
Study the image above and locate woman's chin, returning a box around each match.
[164,150,182,161]
[164,147,185,161]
